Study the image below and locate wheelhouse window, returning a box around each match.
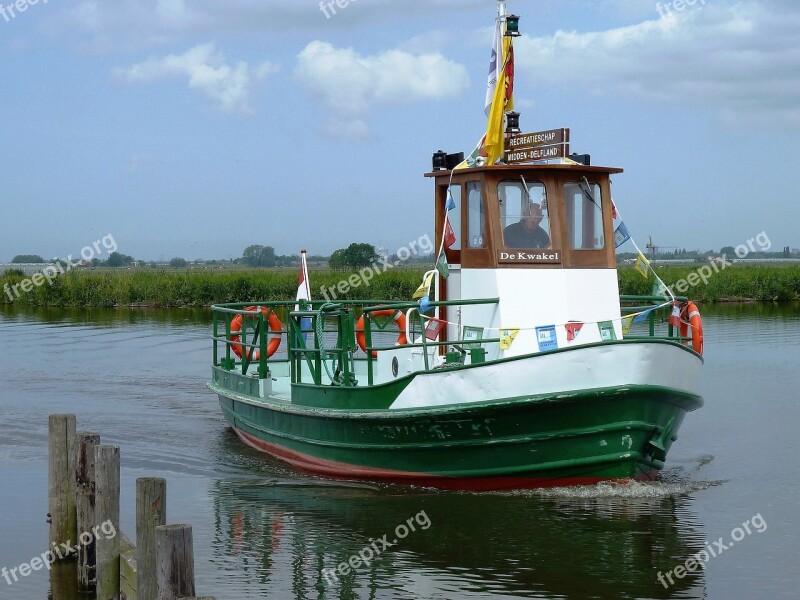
[498,180,551,249]
[466,182,486,248]
[564,181,604,250]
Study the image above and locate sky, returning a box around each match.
[1,0,798,261]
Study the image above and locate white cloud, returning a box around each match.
[46,0,486,51]
[515,1,800,127]
[113,44,279,114]
[295,41,469,140]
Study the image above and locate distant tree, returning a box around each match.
[342,243,379,269]
[169,257,188,268]
[11,255,44,263]
[720,246,736,256]
[328,249,346,271]
[106,252,134,267]
[242,245,276,267]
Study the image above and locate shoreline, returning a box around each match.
[1,265,798,308]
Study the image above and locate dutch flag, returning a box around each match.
[296,250,312,343]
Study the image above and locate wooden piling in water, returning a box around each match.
[47,415,214,599]
[155,524,195,600]
[95,444,121,600]
[48,414,77,557]
[76,432,100,591]
[137,477,167,600]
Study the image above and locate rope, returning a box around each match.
[315,302,339,383]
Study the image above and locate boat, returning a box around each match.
[208,1,704,491]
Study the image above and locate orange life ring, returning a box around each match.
[679,301,703,355]
[355,309,408,358]
[230,306,282,360]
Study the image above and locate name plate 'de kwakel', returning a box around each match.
[499,250,561,263]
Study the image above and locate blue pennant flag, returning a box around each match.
[633,307,656,324]
[614,222,631,248]
[445,192,456,212]
[419,295,432,314]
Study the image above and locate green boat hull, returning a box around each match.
[213,381,701,490]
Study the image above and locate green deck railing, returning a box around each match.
[211,294,695,388]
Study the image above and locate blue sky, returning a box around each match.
[1,0,798,261]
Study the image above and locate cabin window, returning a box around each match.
[564,181,604,250]
[447,184,462,251]
[498,180,551,249]
[466,182,486,248]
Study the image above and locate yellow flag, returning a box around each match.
[635,252,651,278]
[482,34,513,166]
[499,328,520,350]
[412,271,436,300]
[621,315,634,335]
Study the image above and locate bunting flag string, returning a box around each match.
[614,222,631,248]
[635,251,651,278]
[565,321,584,342]
[412,271,436,300]
[412,301,671,337]
[436,254,449,279]
[621,314,635,335]
[499,328,520,350]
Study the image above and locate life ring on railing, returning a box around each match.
[679,301,703,355]
[355,310,408,358]
[230,306,282,360]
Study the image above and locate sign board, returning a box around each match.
[507,128,569,151]
[505,143,570,164]
[498,250,561,264]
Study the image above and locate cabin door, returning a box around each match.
[444,266,461,342]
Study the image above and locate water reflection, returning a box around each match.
[210,475,709,599]
[0,304,211,327]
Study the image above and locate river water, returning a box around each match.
[0,304,798,599]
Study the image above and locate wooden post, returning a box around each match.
[49,557,80,600]
[48,414,77,558]
[76,432,100,591]
[95,445,120,600]
[156,525,195,600]
[137,478,167,600]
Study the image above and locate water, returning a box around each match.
[0,304,798,599]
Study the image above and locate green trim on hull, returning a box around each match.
[212,382,700,483]
[291,376,413,409]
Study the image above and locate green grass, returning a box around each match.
[0,268,426,307]
[1,265,798,307]
[618,265,800,301]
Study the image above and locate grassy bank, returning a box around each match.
[0,268,425,307]
[2,265,799,307]
[618,264,800,302]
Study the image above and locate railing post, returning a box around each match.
[224,313,232,368]
[137,478,167,600]
[212,309,218,367]
[364,311,374,386]
[314,312,322,385]
[156,524,195,600]
[76,432,100,590]
[95,444,120,600]
[258,310,267,379]
[48,414,77,559]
